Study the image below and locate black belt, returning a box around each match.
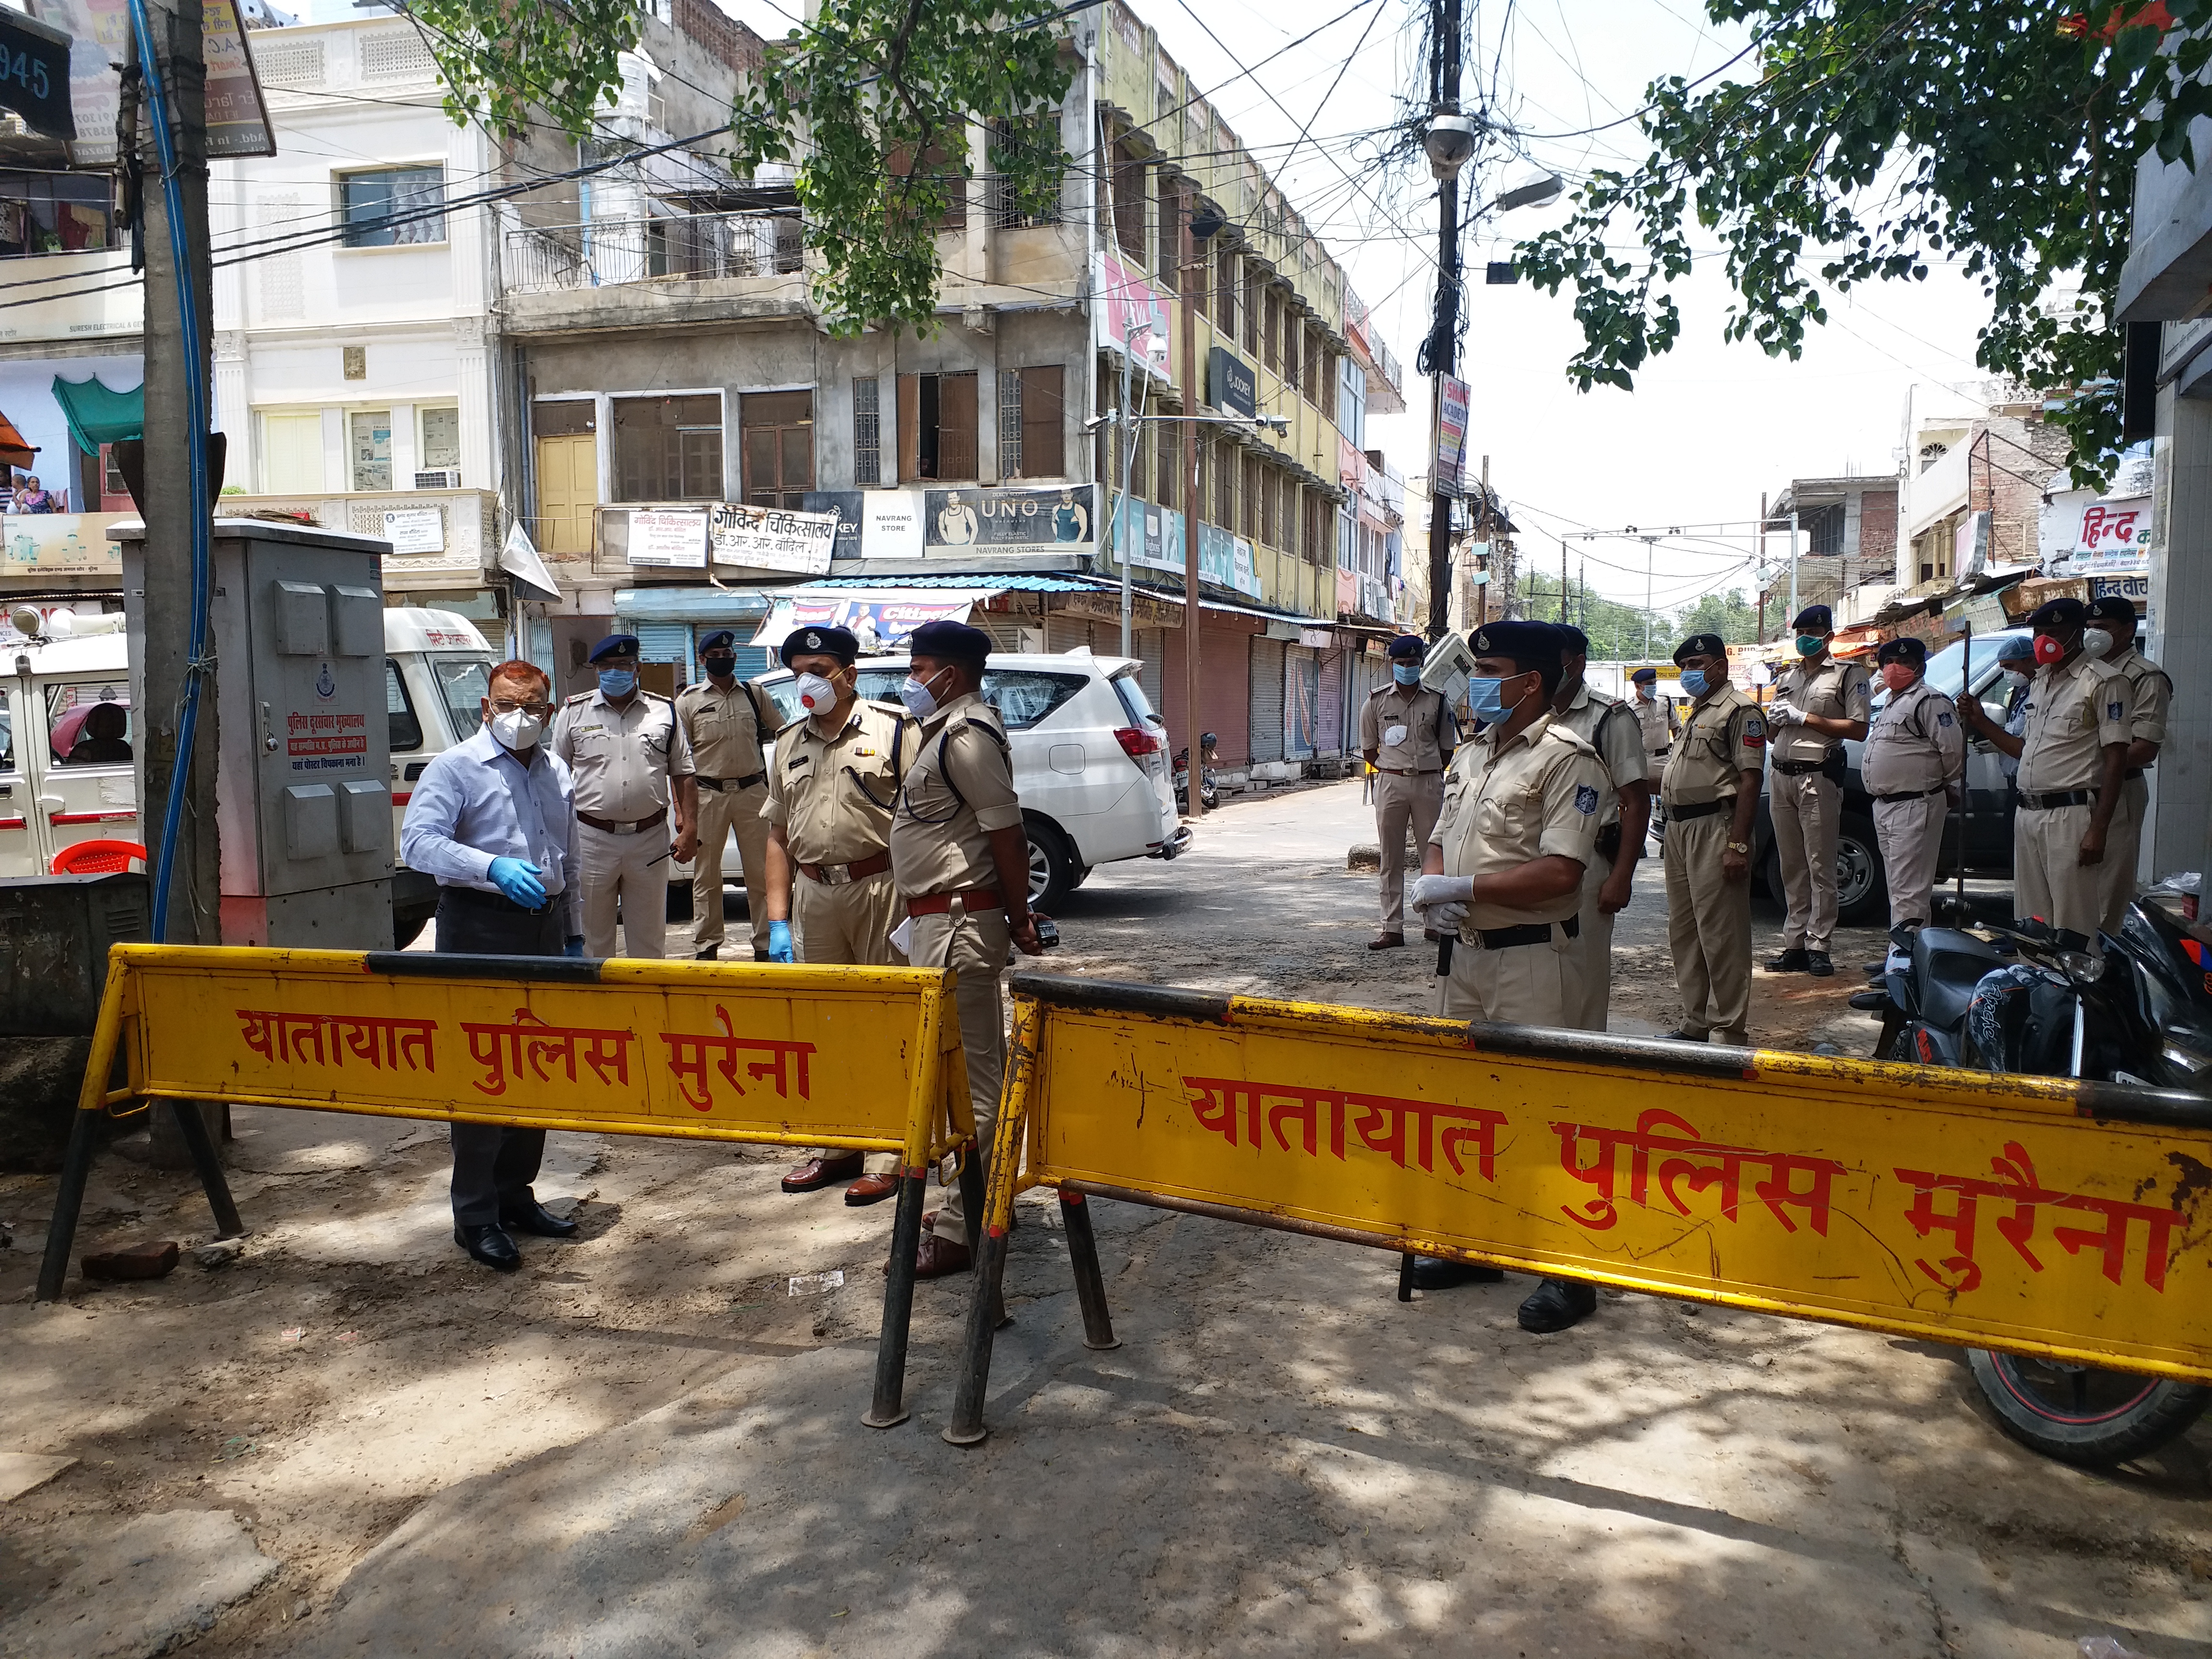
[696,771,767,793]
[440,883,556,916]
[1378,767,1443,777]
[2020,790,2093,811]
[1872,786,1944,804]
[1476,915,1580,950]
[1666,799,1731,821]
[1772,757,1829,776]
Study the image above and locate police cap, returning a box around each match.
[908,618,993,665]
[1470,620,1564,675]
[1791,603,1833,633]
[699,629,738,653]
[1673,633,1726,665]
[1554,624,1590,655]
[2086,594,2140,629]
[588,633,640,663]
[2028,596,2088,631]
[1386,632,1426,660]
[1875,636,1926,669]
[1630,666,1658,684]
[779,624,859,669]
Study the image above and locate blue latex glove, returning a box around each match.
[486,857,546,909]
[767,919,795,963]
[564,936,585,959]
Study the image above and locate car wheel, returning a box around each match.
[392,909,431,950]
[1025,817,1078,911]
[1835,812,1887,927]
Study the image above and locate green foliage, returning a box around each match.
[1515,1,2212,484]
[1515,574,1757,654]
[1669,588,1761,647]
[412,0,644,142]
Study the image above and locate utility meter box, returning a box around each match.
[117,519,395,949]
[1420,630,1477,713]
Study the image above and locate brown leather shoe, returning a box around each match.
[781,1151,865,1193]
[1368,931,1406,950]
[912,1234,972,1278]
[844,1172,901,1206]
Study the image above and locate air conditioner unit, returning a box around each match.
[412,469,460,489]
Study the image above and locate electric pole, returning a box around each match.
[1421,0,1465,642]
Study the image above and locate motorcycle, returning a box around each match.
[1858,893,2212,1466]
[1174,731,1220,813]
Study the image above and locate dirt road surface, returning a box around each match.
[1,780,2205,1658]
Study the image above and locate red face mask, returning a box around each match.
[1879,661,1918,695]
[2032,632,2067,666]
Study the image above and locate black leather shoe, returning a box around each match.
[1655,1029,1708,1043]
[1518,1277,1598,1333]
[455,1223,520,1272]
[1805,950,1835,977]
[500,1198,579,1238]
[1863,961,1886,977]
[1409,1255,1504,1290]
[695,944,719,961]
[1765,948,1811,974]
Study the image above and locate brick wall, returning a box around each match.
[1858,490,1898,566]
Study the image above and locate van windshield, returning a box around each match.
[433,657,491,738]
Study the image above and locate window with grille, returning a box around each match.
[1213,440,1235,529]
[1306,333,1326,406]
[741,391,813,509]
[897,373,979,481]
[613,394,723,501]
[1263,288,1283,377]
[1243,273,1262,355]
[1242,453,1261,541]
[339,166,445,247]
[1216,245,1237,333]
[888,142,966,232]
[989,117,1063,228]
[1259,463,1278,547]
[1111,142,1147,263]
[854,378,881,485]
[1156,426,1177,511]
[1001,365,1064,480]
[1156,181,1178,289]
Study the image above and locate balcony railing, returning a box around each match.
[504,212,804,295]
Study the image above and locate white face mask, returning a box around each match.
[489,707,542,749]
[795,672,840,714]
[2003,668,2030,689]
[2082,627,2115,659]
[900,670,947,719]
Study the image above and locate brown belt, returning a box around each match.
[578,807,667,835]
[907,886,1002,917]
[799,850,891,886]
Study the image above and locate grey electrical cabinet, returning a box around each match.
[117,519,396,950]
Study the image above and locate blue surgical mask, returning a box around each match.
[1794,634,1826,657]
[1392,662,1421,686]
[1468,673,1528,724]
[1678,668,1709,698]
[597,668,637,698]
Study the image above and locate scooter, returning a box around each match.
[1174,731,1220,813]
[1856,894,2212,1466]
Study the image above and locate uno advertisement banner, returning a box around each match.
[924,485,1095,551]
[709,502,838,575]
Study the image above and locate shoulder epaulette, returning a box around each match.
[565,690,593,704]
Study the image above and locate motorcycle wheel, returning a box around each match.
[1967,1347,2212,1467]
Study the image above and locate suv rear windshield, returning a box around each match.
[849,666,1088,731]
[1110,671,1163,730]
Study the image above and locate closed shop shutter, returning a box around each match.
[973,609,1029,653]
[628,620,694,687]
[1136,628,1165,711]
[1284,644,1320,759]
[1249,636,1286,763]
[1317,648,1345,753]
[1156,616,1256,764]
[1046,613,1093,655]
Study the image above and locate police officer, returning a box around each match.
[2086,594,2169,932]
[1550,625,1651,1031]
[1959,597,2128,952]
[1630,666,1676,783]
[763,625,920,1205]
[1359,633,1458,949]
[889,619,1045,1278]
[1763,604,1870,978]
[1861,636,1963,954]
[675,630,777,961]
[551,634,697,958]
[1995,632,2036,793]
[1407,620,1609,1331]
[1660,635,1765,1046]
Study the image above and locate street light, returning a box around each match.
[1493,165,1564,214]
[1423,113,1478,181]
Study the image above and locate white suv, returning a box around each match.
[755,649,1187,907]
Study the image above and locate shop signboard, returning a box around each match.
[625,509,708,568]
[1432,374,1470,498]
[1208,346,1257,420]
[1198,522,1262,600]
[923,485,1095,551]
[0,510,123,576]
[804,490,927,561]
[1113,495,1183,576]
[1096,252,1172,385]
[709,502,837,575]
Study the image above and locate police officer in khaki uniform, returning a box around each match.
[1960,597,2129,951]
[1360,633,1458,949]
[763,624,921,1204]
[890,619,1045,1279]
[1660,634,1765,1046]
[1764,604,1871,978]
[675,630,777,961]
[2086,594,2170,932]
[1861,636,1963,950]
[551,634,697,958]
[1550,625,1651,1031]
[1407,619,1609,1331]
[1631,666,1677,783]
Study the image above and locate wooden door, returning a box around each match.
[535,433,599,556]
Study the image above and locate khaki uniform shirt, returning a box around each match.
[675,678,770,783]
[1662,685,1765,807]
[890,691,1023,897]
[1431,710,1608,933]
[1860,676,1963,795]
[2110,647,2172,751]
[1771,657,1872,764]
[1554,684,1647,830]
[763,699,918,867]
[1634,691,1678,760]
[2016,653,2129,794]
[1358,683,1456,772]
[551,688,693,820]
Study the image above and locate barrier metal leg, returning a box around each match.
[958,1148,1005,1330]
[944,1224,1010,1446]
[864,1170,929,1430]
[1060,1189,1120,1350]
[35,1110,99,1302]
[170,1102,243,1239]
[1397,1252,1417,1302]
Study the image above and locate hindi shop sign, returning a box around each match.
[625,508,709,568]
[709,502,837,575]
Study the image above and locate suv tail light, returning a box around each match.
[1114,725,1162,759]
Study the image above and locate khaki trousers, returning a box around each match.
[795,869,907,1175]
[1663,810,1751,1044]
[1873,792,1947,930]
[692,781,773,958]
[1769,769,1841,952]
[1441,925,1576,1025]
[576,820,669,959]
[2098,775,2149,935]
[1564,854,1614,1032]
[904,899,1010,1244]
[2017,801,2106,947]
[1375,769,1444,931]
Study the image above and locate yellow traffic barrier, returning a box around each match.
[38,944,971,1428]
[943,975,2212,1443]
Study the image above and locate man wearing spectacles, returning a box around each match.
[399,658,588,1273]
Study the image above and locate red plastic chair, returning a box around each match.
[49,839,148,875]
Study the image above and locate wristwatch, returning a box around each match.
[1726,840,1751,854]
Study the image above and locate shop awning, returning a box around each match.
[612,586,775,622]
[0,408,36,470]
[749,587,1002,650]
[51,373,142,455]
